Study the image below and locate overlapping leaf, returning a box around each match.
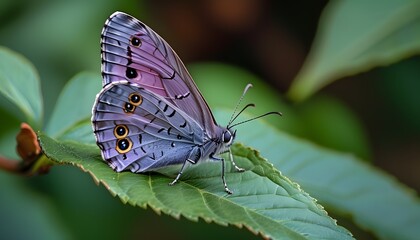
[0,47,43,128]
[45,72,101,137]
[288,0,420,101]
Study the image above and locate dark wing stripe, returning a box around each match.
[101,12,218,133]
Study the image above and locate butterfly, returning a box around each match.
[91,11,281,194]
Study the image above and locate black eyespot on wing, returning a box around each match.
[126,67,138,79]
[116,138,132,154]
[129,93,142,105]
[130,36,141,47]
[124,102,135,113]
[114,125,128,138]
[118,139,130,150]
[116,126,126,136]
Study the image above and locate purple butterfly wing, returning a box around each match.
[101,12,217,134]
[92,81,205,172]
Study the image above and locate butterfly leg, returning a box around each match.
[229,149,245,172]
[169,147,200,186]
[210,154,233,194]
[169,160,188,186]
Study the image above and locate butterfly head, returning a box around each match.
[222,129,236,147]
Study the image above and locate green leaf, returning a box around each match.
[288,0,420,101]
[45,71,101,137]
[0,46,43,128]
[38,133,353,240]
[295,95,371,160]
[224,108,420,240]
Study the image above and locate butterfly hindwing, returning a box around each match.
[92,81,205,172]
[101,11,217,133]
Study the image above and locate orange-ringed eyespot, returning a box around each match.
[124,102,135,113]
[116,138,132,154]
[114,125,129,138]
[129,92,142,106]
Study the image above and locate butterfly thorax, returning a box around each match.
[194,126,235,164]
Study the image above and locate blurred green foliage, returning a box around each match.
[1,0,420,240]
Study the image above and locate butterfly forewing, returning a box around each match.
[101,12,217,133]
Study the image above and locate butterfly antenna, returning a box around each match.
[228,84,253,126]
[228,103,255,128]
[229,111,282,129]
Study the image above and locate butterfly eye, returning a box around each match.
[129,93,142,106]
[116,138,132,154]
[130,36,142,47]
[114,125,129,138]
[222,130,233,144]
[124,102,136,113]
